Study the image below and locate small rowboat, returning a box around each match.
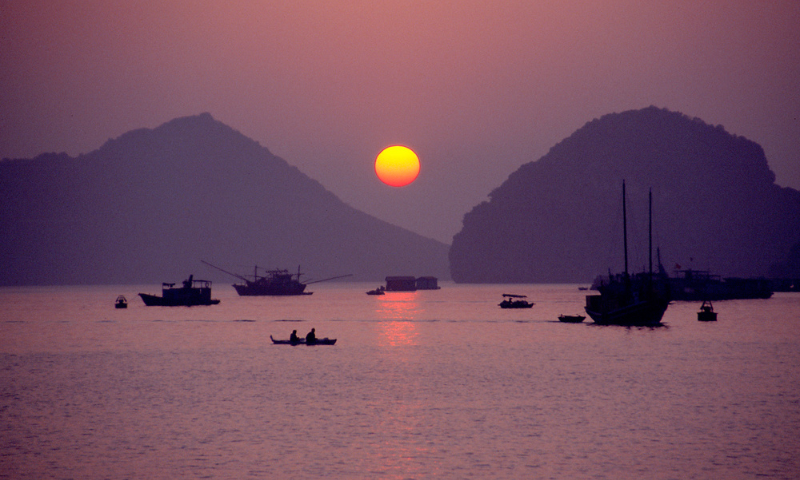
[270,335,337,345]
[558,314,585,323]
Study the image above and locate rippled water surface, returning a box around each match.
[2,283,799,479]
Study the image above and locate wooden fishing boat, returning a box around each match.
[202,260,351,296]
[558,314,585,323]
[139,275,220,306]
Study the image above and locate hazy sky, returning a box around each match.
[2,1,798,243]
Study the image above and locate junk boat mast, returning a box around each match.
[583,181,670,326]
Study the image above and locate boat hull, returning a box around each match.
[233,283,311,296]
[558,315,585,323]
[499,302,533,309]
[138,293,220,307]
[697,311,717,321]
[585,295,669,326]
[269,335,336,345]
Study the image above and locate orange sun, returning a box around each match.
[375,145,420,187]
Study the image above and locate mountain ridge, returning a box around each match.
[450,106,800,283]
[0,113,450,285]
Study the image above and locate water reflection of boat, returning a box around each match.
[499,294,534,309]
[697,301,717,321]
[584,183,670,326]
[269,335,337,345]
[114,295,128,309]
[558,314,585,323]
[139,275,220,306]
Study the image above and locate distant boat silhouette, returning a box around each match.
[558,314,585,323]
[202,261,351,296]
[584,182,670,326]
[139,275,220,306]
[697,301,717,321]
[114,295,128,309]
[499,294,534,309]
[269,335,337,345]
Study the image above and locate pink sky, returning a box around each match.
[2,1,798,243]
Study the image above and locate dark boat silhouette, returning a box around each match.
[269,335,337,345]
[558,314,585,323]
[139,275,220,306]
[114,295,128,309]
[202,261,351,296]
[584,182,671,326]
[499,294,534,309]
[697,300,718,321]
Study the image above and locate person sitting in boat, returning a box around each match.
[289,330,300,343]
[306,328,317,345]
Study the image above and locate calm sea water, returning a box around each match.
[1,282,799,479]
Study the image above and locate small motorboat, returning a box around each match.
[366,286,385,295]
[558,314,585,323]
[270,335,337,346]
[115,295,128,309]
[499,294,534,309]
[697,300,717,321]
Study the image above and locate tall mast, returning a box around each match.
[623,180,628,276]
[649,188,653,276]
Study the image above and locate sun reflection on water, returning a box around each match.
[375,292,421,346]
[378,320,419,347]
[376,291,421,320]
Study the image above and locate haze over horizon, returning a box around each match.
[2,1,798,244]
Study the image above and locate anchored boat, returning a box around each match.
[139,275,220,306]
[558,314,585,323]
[584,182,671,326]
[114,295,128,309]
[697,301,718,321]
[202,261,350,296]
[499,294,534,309]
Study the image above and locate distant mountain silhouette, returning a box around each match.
[0,113,449,285]
[450,107,800,283]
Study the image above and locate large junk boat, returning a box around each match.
[139,275,220,306]
[202,261,350,296]
[584,182,671,326]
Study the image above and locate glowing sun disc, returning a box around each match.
[375,145,420,187]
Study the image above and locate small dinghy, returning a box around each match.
[115,295,128,309]
[558,314,585,323]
